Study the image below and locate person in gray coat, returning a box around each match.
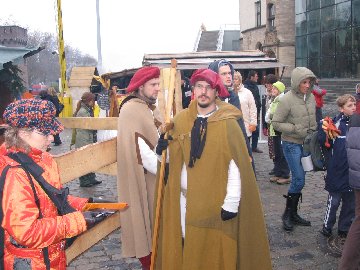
[272,67,317,232]
[73,92,102,187]
[338,113,360,270]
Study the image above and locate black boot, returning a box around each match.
[282,194,294,231]
[290,193,311,226]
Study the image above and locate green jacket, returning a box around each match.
[272,67,317,144]
[75,104,96,148]
[269,93,283,137]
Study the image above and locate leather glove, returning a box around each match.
[263,127,268,137]
[88,197,115,203]
[221,208,237,221]
[83,211,109,230]
[249,124,257,133]
[156,133,173,155]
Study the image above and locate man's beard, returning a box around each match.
[198,102,210,108]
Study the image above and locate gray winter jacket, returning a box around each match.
[346,113,360,190]
[272,67,317,144]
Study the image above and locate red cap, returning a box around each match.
[126,66,160,93]
[190,69,230,98]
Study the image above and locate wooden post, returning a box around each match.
[150,59,177,270]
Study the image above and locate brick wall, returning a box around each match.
[0,25,27,47]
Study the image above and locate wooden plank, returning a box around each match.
[66,212,121,264]
[54,138,117,184]
[157,68,167,120]
[95,162,117,176]
[58,117,118,130]
[174,70,183,115]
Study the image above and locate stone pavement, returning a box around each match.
[50,129,340,270]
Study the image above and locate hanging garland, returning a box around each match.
[0,62,25,98]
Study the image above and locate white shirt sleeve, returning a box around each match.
[222,159,241,213]
[138,137,158,175]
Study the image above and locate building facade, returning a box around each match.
[0,25,29,86]
[239,0,360,79]
[296,0,360,78]
[240,0,295,78]
[0,25,27,47]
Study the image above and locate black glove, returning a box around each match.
[83,211,109,229]
[156,134,172,155]
[221,208,237,221]
[88,197,115,203]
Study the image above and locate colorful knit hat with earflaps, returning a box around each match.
[3,99,64,135]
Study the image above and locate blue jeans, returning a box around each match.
[282,141,305,193]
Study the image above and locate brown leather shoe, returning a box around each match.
[276,178,290,185]
[270,176,279,183]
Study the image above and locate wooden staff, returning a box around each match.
[150,59,177,270]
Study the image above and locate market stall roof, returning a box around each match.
[101,67,140,79]
[143,50,287,70]
[0,45,44,70]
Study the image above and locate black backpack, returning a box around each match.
[303,131,330,171]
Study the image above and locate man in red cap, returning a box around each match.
[116,66,163,270]
[154,69,271,270]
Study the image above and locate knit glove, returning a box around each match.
[221,208,237,221]
[83,211,109,230]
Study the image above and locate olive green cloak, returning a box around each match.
[155,99,272,270]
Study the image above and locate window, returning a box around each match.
[268,4,275,31]
[307,9,321,33]
[321,31,336,56]
[295,0,306,14]
[353,0,360,26]
[336,1,351,28]
[296,13,307,35]
[295,0,358,78]
[321,5,336,31]
[255,1,261,27]
[307,0,320,10]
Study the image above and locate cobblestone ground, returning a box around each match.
[51,129,340,270]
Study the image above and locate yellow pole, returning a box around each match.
[56,0,72,117]
[57,0,69,98]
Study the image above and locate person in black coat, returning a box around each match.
[208,59,253,163]
[243,70,262,153]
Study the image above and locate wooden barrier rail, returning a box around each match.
[55,117,119,264]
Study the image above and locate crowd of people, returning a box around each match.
[0,62,359,269]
